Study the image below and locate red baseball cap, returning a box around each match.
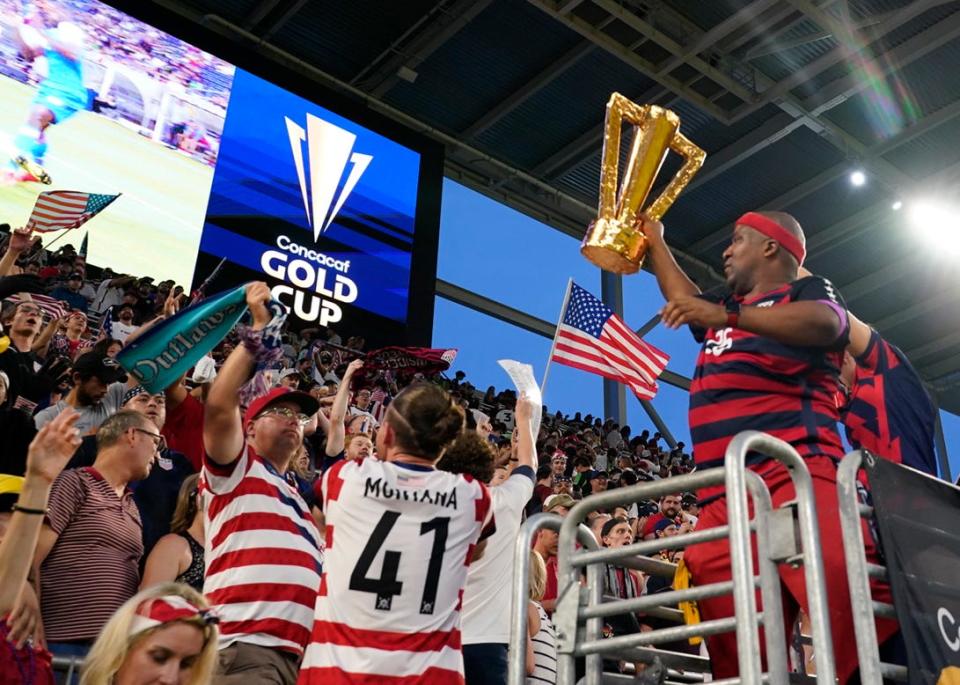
[243,387,320,427]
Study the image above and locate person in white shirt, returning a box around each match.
[108,305,138,342]
[91,275,135,314]
[440,393,537,684]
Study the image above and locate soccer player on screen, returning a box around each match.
[4,5,88,184]
[298,383,496,684]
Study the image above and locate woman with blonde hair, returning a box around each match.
[81,582,218,685]
[140,475,204,591]
[527,550,557,684]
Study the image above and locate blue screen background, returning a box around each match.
[197,68,423,323]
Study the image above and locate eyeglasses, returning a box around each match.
[16,305,42,316]
[133,428,166,453]
[258,406,310,426]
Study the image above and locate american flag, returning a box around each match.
[550,282,669,399]
[26,191,119,233]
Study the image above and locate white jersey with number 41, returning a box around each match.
[298,457,495,685]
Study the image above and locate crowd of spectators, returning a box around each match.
[0,222,701,684]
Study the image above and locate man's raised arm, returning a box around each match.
[325,359,363,457]
[514,392,537,471]
[639,216,701,301]
[203,282,272,464]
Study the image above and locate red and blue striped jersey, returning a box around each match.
[689,276,849,503]
[842,329,937,475]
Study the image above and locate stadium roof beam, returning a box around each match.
[435,279,554,337]
[460,40,598,139]
[435,279,693,392]
[683,111,803,194]
[618,1,951,199]
[797,6,960,116]
[907,331,960,377]
[525,0,734,122]
[528,0,915,202]
[686,166,847,255]
[522,0,782,182]
[871,289,957,333]
[839,260,914,304]
[742,10,892,60]
[529,84,674,180]
[256,0,307,42]
[355,0,495,98]
[654,0,781,76]
[721,2,811,55]
[732,0,952,120]
[588,0,759,104]
[687,99,960,256]
[242,0,282,31]
[804,205,890,262]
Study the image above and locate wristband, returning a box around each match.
[725,300,741,328]
[12,504,46,516]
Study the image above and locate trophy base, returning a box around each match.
[581,219,647,275]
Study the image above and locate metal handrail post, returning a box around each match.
[725,431,837,684]
[584,553,604,685]
[744,469,788,685]
[837,450,883,685]
[508,513,598,685]
[724,435,763,684]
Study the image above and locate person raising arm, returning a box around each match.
[322,358,364,465]
[200,282,322,685]
[640,213,844,348]
[0,410,81,619]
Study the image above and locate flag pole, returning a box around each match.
[540,278,574,398]
[41,228,72,251]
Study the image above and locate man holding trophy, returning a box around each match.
[580,93,896,683]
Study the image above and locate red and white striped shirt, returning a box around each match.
[298,458,495,684]
[201,444,322,657]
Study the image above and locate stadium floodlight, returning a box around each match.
[849,169,867,187]
[908,200,960,254]
[891,200,903,211]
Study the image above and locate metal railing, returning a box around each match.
[52,654,83,683]
[836,450,908,684]
[511,430,837,685]
[509,513,600,685]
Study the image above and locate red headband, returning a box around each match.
[736,212,806,265]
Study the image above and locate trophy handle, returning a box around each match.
[644,131,706,221]
[597,94,650,223]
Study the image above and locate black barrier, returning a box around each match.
[867,457,960,685]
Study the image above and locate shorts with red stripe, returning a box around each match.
[683,456,897,684]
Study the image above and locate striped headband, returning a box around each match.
[736,212,806,265]
[129,595,219,638]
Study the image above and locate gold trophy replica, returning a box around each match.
[581,92,706,274]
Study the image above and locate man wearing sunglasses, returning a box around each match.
[201,282,322,685]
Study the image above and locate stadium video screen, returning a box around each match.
[0,0,440,344]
